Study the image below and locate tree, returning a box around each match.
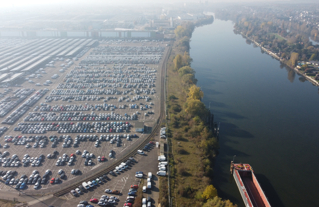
[175,26,188,39]
[181,73,197,85]
[288,52,299,67]
[309,53,317,61]
[187,85,204,100]
[184,99,207,117]
[202,196,237,207]
[173,54,182,71]
[176,36,191,51]
[301,64,308,70]
[178,66,195,77]
[182,51,192,66]
[202,185,218,200]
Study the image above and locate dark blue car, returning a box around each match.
[128,191,136,196]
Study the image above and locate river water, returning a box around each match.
[190,19,319,207]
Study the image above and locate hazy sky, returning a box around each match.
[0,0,316,9]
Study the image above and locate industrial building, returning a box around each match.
[135,122,145,133]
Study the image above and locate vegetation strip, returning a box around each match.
[160,16,237,207]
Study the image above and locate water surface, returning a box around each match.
[190,19,319,207]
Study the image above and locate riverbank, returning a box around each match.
[240,31,319,87]
[160,17,237,207]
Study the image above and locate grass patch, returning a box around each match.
[269,33,286,40]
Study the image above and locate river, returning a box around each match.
[190,19,319,207]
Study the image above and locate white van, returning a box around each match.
[147,182,152,189]
[82,182,89,190]
[159,166,166,171]
[159,161,168,166]
[157,171,166,176]
[158,155,166,161]
[143,186,147,192]
[148,172,152,179]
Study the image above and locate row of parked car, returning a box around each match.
[0,88,35,118]
[13,121,132,134]
[2,89,49,125]
[24,111,138,122]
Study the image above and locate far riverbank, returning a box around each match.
[239,31,319,87]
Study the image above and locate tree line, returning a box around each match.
[159,17,237,207]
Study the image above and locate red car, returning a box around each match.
[101,156,105,161]
[90,198,98,203]
[70,153,75,157]
[124,203,132,207]
[130,185,138,189]
[50,178,55,184]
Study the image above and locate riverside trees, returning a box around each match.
[162,19,236,207]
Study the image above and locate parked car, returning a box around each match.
[71,190,77,196]
[130,184,138,188]
[105,189,112,193]
[112,190,120,194]
[90,198,98,203]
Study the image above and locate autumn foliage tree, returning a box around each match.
[175,25,188,39]
[203,197,237,207]
[184,99,207,117]
[288,52,299,67]
[202,185,218,200]
[187,85,204,101]
[181,73,197,85]
[178,66,195,77]
[173,54,182,71]
[182,51,192,66]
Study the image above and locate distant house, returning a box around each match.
[135,122,144,133]
[309,61,319,65]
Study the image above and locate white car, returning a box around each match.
[142,198,147,204]
[75,188,81,194]
[105,189,112,193]
[137,150,144,155]
[135,173,143,178]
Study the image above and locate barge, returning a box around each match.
[231,161,271,207]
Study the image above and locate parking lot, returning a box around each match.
[0,39,169,197]
[27,144,160,207]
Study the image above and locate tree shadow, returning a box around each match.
[218,111,247,120]
[221,122,254,138]
[175,137,189,142]
[202,88,224,96]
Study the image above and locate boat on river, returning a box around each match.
[231,162,271,207]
